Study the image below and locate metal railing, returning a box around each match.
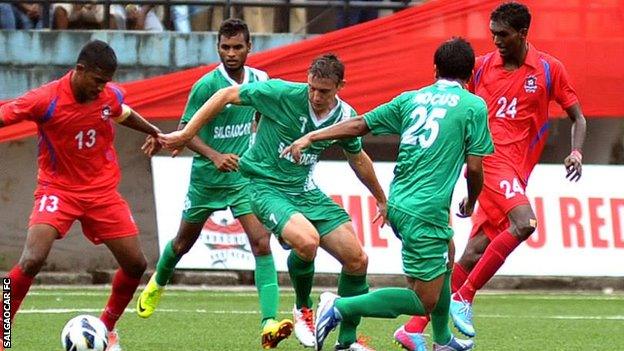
[0,0,424,31]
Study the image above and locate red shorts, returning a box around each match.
[28,185,138,244]
[469,165,530,240]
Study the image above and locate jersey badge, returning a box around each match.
[524,75,538,93]
[101,105,112,120]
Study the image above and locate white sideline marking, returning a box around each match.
[28,290,621,300]
[18,308,624,321]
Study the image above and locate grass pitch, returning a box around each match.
[8,286,624,350]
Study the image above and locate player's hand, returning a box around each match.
[280,135,312,163]
[456,197,474,218]
[372,201,389,228]
[141,135,162,157]
[212,153,240,172]
[564,150,582,182]
[157,131,189,157]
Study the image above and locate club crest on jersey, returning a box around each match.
[101,105,112,120]
[524,75,538,93]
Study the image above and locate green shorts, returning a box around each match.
[182,183,253,223]
[249,183,350,238]
[388,208,452,281]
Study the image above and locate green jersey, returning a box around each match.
[238,79,362,192]
[364,80,494,228]
[181,64,269,188]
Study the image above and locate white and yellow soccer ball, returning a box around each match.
[60,315,108,351]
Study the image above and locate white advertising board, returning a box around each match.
[152,157,624,276]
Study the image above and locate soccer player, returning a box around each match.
[159,54,387,351]
[282,37,491,351]
[0,40,162,350]
[395,2,586,346]
[135,18,293,349]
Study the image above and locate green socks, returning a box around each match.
[335,287,425,320]
[336,272,369,347]
[254,254,279,324]
[287,251,315,309]
[155,241,181,286]
[431,272,452,345]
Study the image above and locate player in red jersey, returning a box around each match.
[0,40,162,350]
[394,2,586,349]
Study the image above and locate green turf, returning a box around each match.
[7,287,624,350]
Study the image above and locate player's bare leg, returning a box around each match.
[137,220,204,318]
[452,204,536,336]
[102,235,147,350]
[6,224,57,323]
[239,214,293,349]
[281,214,321,348]
[319,222,371,350]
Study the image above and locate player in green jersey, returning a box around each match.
[136,19,293,349]
[159,54,387,351]
[282,38,494,351]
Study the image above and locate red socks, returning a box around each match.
[456,230,520,303]
[6,266,35,322]
[100,269,141,331]
[451,263,469,293]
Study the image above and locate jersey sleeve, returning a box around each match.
[0,87,50,126]
[467,55,487,93]
[181,78,214,124]
[549,58,579,110]
[337,105,363,154]
[106,84,130,123]
[362,94,404,135]
[238,79,286,121]
[465,98,494,156]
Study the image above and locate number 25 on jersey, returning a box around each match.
[402,106,447,148]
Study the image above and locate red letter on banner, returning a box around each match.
[560,197,584,248]
[588,198,608,248]
[367,196,387,248]
[611,198,624,248]
[526,197,546,248]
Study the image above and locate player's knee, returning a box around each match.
[294,237,319,261]
[249,235,271,256]
[420,294,439,314]
[19,256,45,276]
[172,237,194,256]
[513,218,537,240]
[343,250,368,274]
[123,256,147,278]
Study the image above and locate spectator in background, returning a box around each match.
[124,4,164,31]
[337,0,378,29]
[52,3,123,29]
[0,2,44,29]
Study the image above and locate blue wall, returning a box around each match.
[0,30,306,99]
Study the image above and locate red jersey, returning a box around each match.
[0,71,129,192]
[469,44,578,182]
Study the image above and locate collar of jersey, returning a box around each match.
[217,64,250,86]
[435,79,463,88]
[307,96,343,127]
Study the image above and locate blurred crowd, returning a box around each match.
[0,0,408,32]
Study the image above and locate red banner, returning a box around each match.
[2,0,623,142]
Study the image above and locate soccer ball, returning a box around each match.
[60,315,109,351]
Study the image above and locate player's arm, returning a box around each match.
[158,86,242,152]
[281,117,370,163]
[115,105,162,156]
[564,103,586,182]
[457,155,485,218]
[344,150,388,226]
[178,121,239,172]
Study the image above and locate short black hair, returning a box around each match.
[434,37,475,81]
[491,2,531,32]
[218,18,250,43]
[308,54,344,84]
[77,40,117,73]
